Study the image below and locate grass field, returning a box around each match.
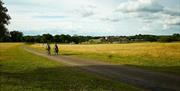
[30,43,180,75]
[0,43,143,91]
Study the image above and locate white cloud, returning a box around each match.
[116,0,164,13]
[164,16,180,25]
[161,15,180,30]
[75,4,97,17]
[114,0,180,32]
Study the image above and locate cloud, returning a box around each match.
[116,0,164,13]
[81,11,94,17]
[100,12,123,22]
[115,0,180,20]
[113,0,180,31]
[5,0,37,6]
[163,9,180,16]
[159,14,180,30]
[102,18,121,22]
[163,16,180,25]
[34,15,67,20]
[139,23,151,32]
[75,5,97,17]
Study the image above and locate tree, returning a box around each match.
[72,35,80,44]
[54,34,72,43]
[158,36,173,42]
[10,31,23,42]
[42,33,54,43]
[23,36,35,43]
[172,34,180,41]
[54,35,61,43]
[0,0,11,42]
[34,35,42,43]
[142,35,157,42]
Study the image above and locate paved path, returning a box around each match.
[23,47,180,91]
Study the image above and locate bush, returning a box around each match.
[158,37,173,42]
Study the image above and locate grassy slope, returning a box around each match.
[30,43,180,76]
[0,43,142,91]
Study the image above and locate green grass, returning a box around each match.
[0,43,143,91]
[29,43,180,76]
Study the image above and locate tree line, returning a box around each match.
[23,33,97,44]
[0,31,98,44]
[0,30,180,44]
[103,34,180,43]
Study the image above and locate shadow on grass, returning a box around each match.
[1,65,180,91]
[0,66,124,91]
[61,53,80,56]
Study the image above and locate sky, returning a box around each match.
[4,0,180,36]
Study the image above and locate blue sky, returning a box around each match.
[4,0,180,36]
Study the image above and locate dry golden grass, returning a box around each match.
[0,43,22,61]
[29,43,180,75]
[31,43,180,59]
[0,43,21,52]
